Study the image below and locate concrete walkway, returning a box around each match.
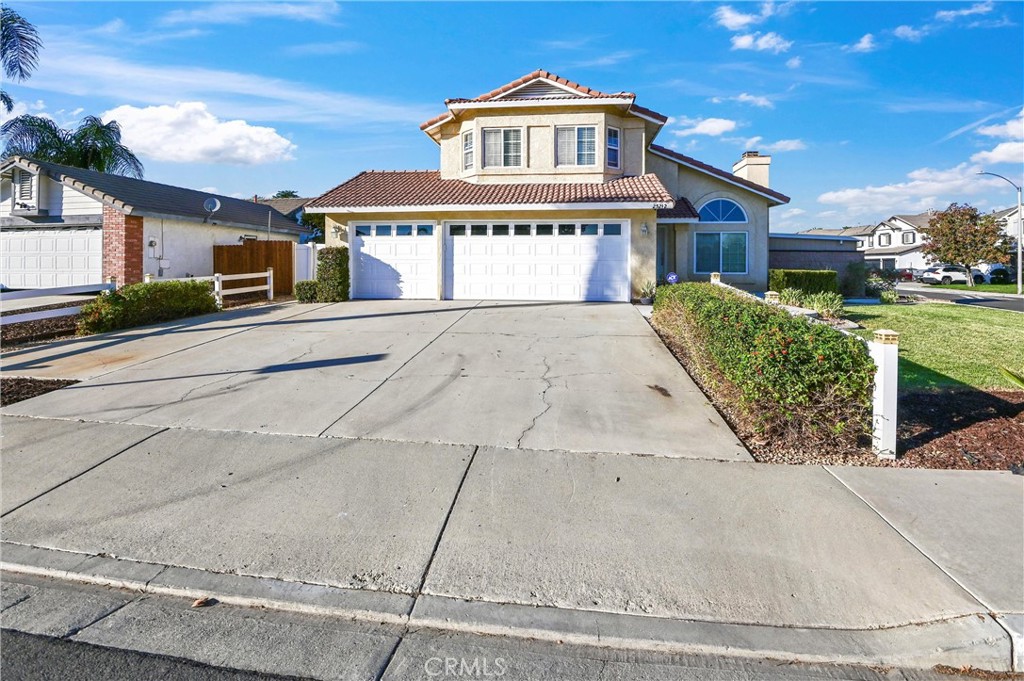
[1,301,1021,670]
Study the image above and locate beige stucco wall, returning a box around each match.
[323,207,657,298]
[648,151,772,290]
[437,107,648,185]
[142,217,298,280]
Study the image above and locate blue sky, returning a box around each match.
[4,1,1022,231]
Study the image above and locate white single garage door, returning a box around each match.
[351,222,438,299]
[444,220,630,301]
[1,227,103,289]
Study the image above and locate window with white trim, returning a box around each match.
[902,231,915,245]
[483,128,522,167]
[694,232,748,274]
[698,198,747,223]
[879,233,891,247]
[462,131,474,170]
[556,126,596,166]
[607,127,620,169]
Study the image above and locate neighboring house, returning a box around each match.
[768,233,863,273]
[993,206,1021,243]
[255,197,311,225]
[801,211,932,271]
[306,70,789,301]
[0,157,306,289]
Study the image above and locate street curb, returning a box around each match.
[1,542,1014,671]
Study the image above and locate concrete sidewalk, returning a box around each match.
[2,415,1020,670]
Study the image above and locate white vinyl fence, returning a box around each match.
[0,282,116,326]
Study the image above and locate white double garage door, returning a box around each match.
[1,227,103,289]
[352,219,630,302]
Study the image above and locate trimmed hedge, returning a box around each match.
[294,280,319,303]
[768,269,839,295]
[77,280,218,334]
[316,246,349,302]
[652,283,873,449]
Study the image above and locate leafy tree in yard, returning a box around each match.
[1,115,144,178]
[1,5,42,113]
[272,189,300,198]
[920,203,1008,287]
[302,211,325,243]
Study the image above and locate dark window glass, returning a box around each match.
[375,225,392,236]
[558,224,576,236]
[536,224,554,236]
[581,223,599,235]
[492,224,510,236]
[417,225,434,236]
[514,224,531,236]
[603,223,622,236]
[396,224,413,236]
[355,225,372,237]
[471,224,488,236]
[450,225,466,236]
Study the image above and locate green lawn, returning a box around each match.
[847,302,1024,391]
[929,283,1020,295]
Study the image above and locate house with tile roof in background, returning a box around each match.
[0,157,306,289]
[306,70,789,301]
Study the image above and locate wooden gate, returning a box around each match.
[213,240,294,297]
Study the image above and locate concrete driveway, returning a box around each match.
[2,300,749,460]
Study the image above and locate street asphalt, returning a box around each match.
[1,300,1022,672]
[897,283,1024,312]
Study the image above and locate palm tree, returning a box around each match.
[2,115,144,178]
[1,6,43,113]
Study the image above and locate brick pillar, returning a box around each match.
[102,206,144,285]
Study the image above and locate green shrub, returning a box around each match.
[77,280,217,335]
[803,291,845,319]
[652,283,873,450]
[294,280,319,303]
[865,275,895,298]
[879,289,900,304]
[778,287,804,307]
[840,262,868,298]
[316,247,350,302]
[768,269,839,295]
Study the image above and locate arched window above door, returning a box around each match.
[698,199,748,223]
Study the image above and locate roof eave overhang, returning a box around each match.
[131,209,306,234]
[648,147,790,206]
[448,97,636,112]
[655,217,699,223]
[306,201,666,214]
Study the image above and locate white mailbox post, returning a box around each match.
[868,329,900,459]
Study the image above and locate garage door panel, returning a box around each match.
[444,220,629,302]
[352,230,437,300]
[1,228,103,289]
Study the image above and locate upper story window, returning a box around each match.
[878,233,891,247]
[902,231,915,245]
[867,236,874,248]
[556,126,596,166]
[607,127,620,169]
[483,128,522,168]
[462,131,474,170]
[698,198,747,223]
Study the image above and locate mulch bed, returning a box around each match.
[1,377,79,406]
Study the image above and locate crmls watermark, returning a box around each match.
[423,656,509,677]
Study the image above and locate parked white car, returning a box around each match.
[919,265,974,285]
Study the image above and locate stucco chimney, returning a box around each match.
[732,151,771,188]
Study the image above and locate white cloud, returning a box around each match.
[936,1,993,21]
[284,41,362,56]
[730,31,793,53]
[844,34,877,53]
[161,2,340,26]
[785,56,802,68]
[713,3,774,31]
[782,208,806,218]
[102,102,296,164]
[971,142,1024,165]
[568,50,641,68]
[976,108,1024,140]
[738,135,806,152]
[817,162,1006,215]
[736,93,774,108]
[893,25,925,41]
[673,117,738,137]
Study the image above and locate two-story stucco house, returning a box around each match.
[306,70,789,301]
[801,211,933,271]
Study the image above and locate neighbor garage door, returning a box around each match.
[0,227,103,289]
[444,220,629,301]
[351,222,438,299]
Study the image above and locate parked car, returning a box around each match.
[920,265,972,285]
[977,263,1015,284]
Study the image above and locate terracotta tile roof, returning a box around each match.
[420,70,668,129]
[657,197,699,220]
[649,144,790,205]
[308,171,673,209]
